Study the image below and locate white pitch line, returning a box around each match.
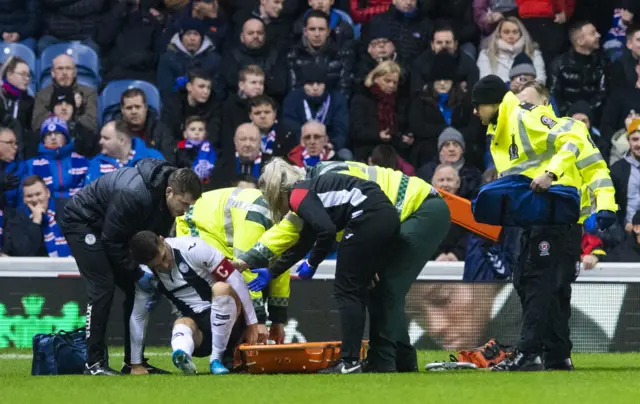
[0,352,172,360]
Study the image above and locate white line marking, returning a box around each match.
[0,352,172,360]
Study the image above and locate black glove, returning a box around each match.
[0,171,21,192]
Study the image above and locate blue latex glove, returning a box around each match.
[247,268,271,292]
[584,213,598,234]
[296,260,316,280]
[137,271,156,293]
[145,289,162,312]
[596,210,617,231]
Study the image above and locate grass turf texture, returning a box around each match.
[2,349,640,404]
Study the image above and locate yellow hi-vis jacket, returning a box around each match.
[174,187,290,324]
[238,161,440,272]
[488,92,616,222]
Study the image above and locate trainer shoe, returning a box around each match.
[492,350,543,372]
[544,358,574,371]
[172,350,198,375]
[84,362,122,376]
[362,358,396,373]
[318,359,363,374]
[210,359,230,375]
[121,360,171,375]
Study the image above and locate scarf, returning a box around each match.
[304,95,331,124]
[497,37,525,55]
[451,157,465,172]
[1,79,23,119]
[2,79,22,98]
[438,93,452,125]
[190,140,217,180]
[369,84,397,135]
[236,152,262,178]
[95,149,137,177]
[32,142,88,198]
[24,199,71,257]
[302,146,333,167]
[261,125,277,155]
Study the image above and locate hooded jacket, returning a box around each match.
[62,158,177,274]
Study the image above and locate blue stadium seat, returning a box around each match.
[333,9,361,40]
[1,43,37,95]
[39,43,100,89]
[99,80,162,125]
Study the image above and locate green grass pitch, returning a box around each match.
[2,348,640,404]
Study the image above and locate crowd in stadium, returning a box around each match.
[0,0,639,271]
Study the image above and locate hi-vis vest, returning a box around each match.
[488,92,616,221]
[175,188,290,323]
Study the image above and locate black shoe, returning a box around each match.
[492,350,543,372]
[396,365,419,373]
[121,360,172,375]
[362,358,396,373]
[544,358,574,371]
[318,359,363,374]
[84,362,122,376]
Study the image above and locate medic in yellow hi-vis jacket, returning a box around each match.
[174,187,290,343]
[472,76,617,372]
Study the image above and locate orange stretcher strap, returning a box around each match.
[437,188,503,242]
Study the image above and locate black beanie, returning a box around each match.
[301,64,327,85]
[50,86,75,111]
[472,75,508,105]
[180,17,205,38]
[429,51,458,82]
[566,100,593,123]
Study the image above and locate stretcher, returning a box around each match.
[233,341,368,374]
[438,188,503,242]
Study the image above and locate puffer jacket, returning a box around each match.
[549,48,609,117]
[41,0,107,40]
[515,0,575,19]
[286,37,355,97]
[0,0,39,38]
[62,158,178,274]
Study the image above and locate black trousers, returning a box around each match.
[62,224,136,366]
[334,203,400,361]
[514,224,581,359]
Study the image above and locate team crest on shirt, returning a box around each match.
[84,234,96,245]
[540,115,557,129]
[179,262,189,273]
[539,241,550,257]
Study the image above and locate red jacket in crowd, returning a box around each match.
[515,0,575,19]
[350,0,392,24]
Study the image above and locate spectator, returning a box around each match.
[600,63,640,160]
[350,61,410,162]
[219,17,286,101]
[611,24,640,90]
[32,54,98,133]
[48,86,100,158]
[0,0,38,51]
[580,220,607,271]
[162,69,221,151]
[416,127,482,199]
[366,0,433,66]
[0,57,35,136]
[428,0,478,59]
[220,65,266,152]
[25,117,89,199]
[431,163,468,261]
[86,120,164,183]
[0,126,26,208]
[603,3,636,62]
[507,54,560,114]
[368,144,415,175]
[287,10,354,96]
[119,88,175,162]
[610,119,640,231]
[282,64,349,154]
[157,17,221,99]
[292,0,355,48]
[38,0,105,54]
[609,111,639,166]
[209,122,266,189]
[350,0,391,24]
[1,175,71,257]
[249,95,296,158]
[233,0,291,51]
[567,100,600,140]
[0,100,24,159]
[409,51,484,169]
[287,120,337,167]
[516,0,573,69]
[95,0,163,85]
[473,0,518,37]
[354,25,408,94]
[603,211,640,262]
[549,21,608,120]
[476,17,546,84]
[411,23,480,96]
[169,0,229,50]
[175,116,217,185]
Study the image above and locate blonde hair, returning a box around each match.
[258,157,305,223]
[364,61,401,88]
[485,17,538,72]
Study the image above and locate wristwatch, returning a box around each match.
[544,171,558,181]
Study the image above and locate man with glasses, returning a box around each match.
[32,54,98,133]
[0,127,26,209]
